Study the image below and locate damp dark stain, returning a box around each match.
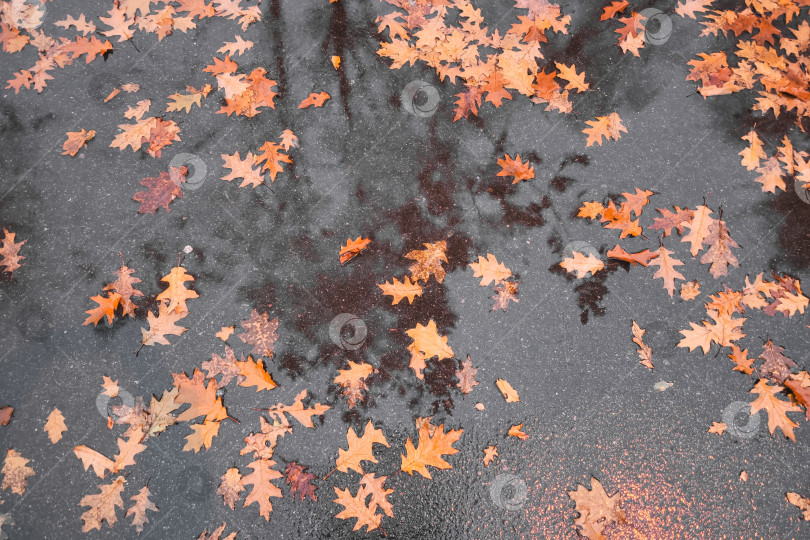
[549,260,619,324]
[551,175,576,192]
[771,183,810,270]
[268,0,288,100]
[417,140,457,216]
[322,1,353,126]
[559,154,589,171]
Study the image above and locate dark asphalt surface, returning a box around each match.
[1,0,810,538]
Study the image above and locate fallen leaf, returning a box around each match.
[44,408,67,443]
[708,422,727,435]
[568,477,625,540]
[508,423,528,440]
[400,418,463,479]
[79,476,126,532]
[298,91,330,109]
[1,449,35,495]
[62,129,96,156]
[126,486,158,534]
[483,445,498,466]
[495,378,520,402]
[340,236,370,264]
[455,355,479,394]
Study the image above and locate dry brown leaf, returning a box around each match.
[79,476,126,532]
[126,486,158,534]
[1,449,34,495]
[218,468,245,510]
[62,129,95,156]
[44,408,67,443]
[334,421,389,476]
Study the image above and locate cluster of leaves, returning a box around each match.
[673,0,810,196]
[469,253,519,311]
[3,0,262,94]
[376,0,593,121]
[82,255,199,353]
[221,130,299,188]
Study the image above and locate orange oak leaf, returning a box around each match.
[583,112,626,146]
[196,522,238,540]
[333,475,392,532]
[708,422,727,435]
[255,139,292,180]
[405,240,448,283]
[469,253,512,286]
[728,344,754,375]
[173,369,227,423]
[681,205,716,257]
[83,292,121,326]
[606,245,658,267]
[700,219,740,278]
[79,476,126,532]
[334,421,389,475]
[680,280,701,301]
[455,355,479,394]
[237,356,277,391]
[44,408,67,443]
[483,445,498,466]
[560,251,604,278]
[678,309,745,354]
[183,420,221,452]
[787,492,810,521]
[631,320,653,369]
[166,84,212,113]
[240,416,291,459]
[140,300,188,346]
[740,129,766,171]
[578,201,605,220]
[497,153,535,183]
[340,237,371,264]
[62,129,95,156]
[601,0,629,20]
[216,326,234,341]
[73,445,115,477]
[400,418,463,479]
[334,361,373,409]
[2,449,35,495]
[508,423,528,440]
[649,244,685,297]
[408,342,427,380]
[749,378,801,441]
[103,262,143,317]
[218,468,245,510]
[496,378,520,402]
[242,459,283,520]
[126,486,158,534]
[298,91,330,108]
[264,389,330,428]
[218,35,253,56]
[379,276,423,304]
[406,319,454,360]
[785,373,810,421]
[0,229,25,276]
[568,477,625,540]
[221,151,264,188]
[238,309,279,358]
[157,264,198,314]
